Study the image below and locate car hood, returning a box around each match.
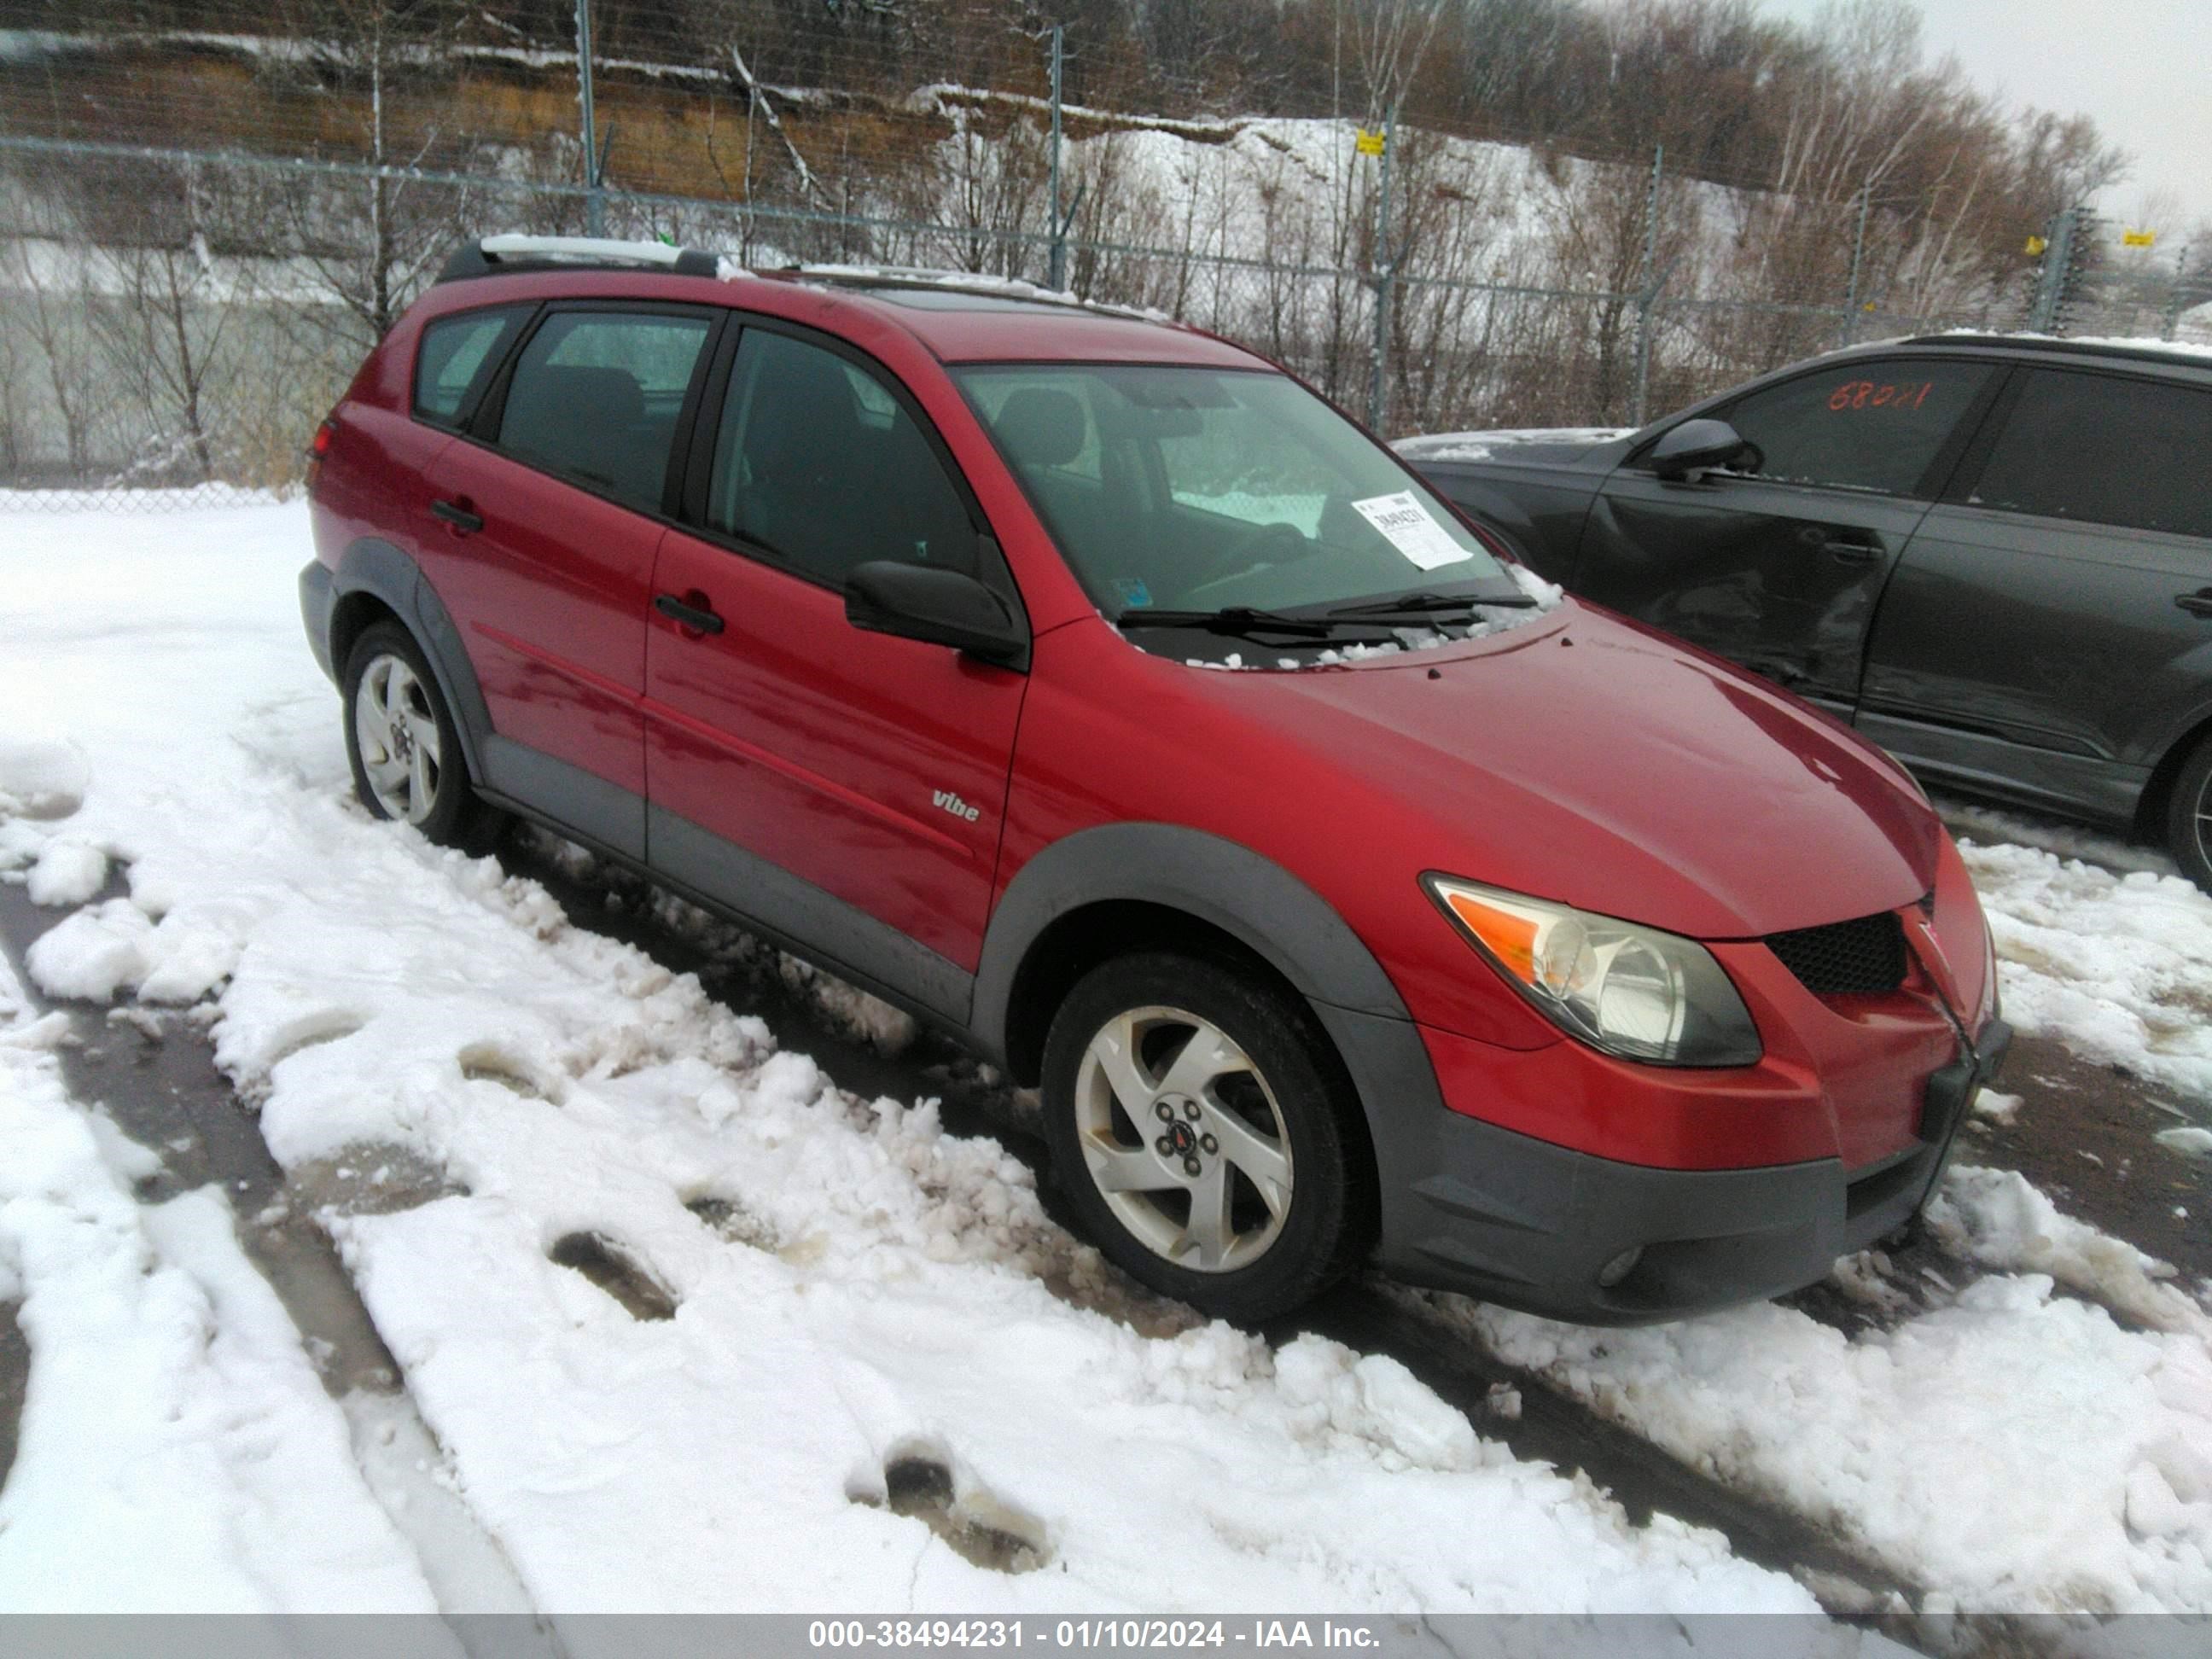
[1254,606,1941,939]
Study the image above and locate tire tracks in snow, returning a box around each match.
[0,878,556,1639]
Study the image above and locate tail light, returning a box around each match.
[306,416,337,496]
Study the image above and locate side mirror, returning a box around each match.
[1649,418,1760,480]
[846,557,1027,667]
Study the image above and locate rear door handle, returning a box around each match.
[430,498,483,533]
[2177,589,2212,619]
[1820,533,1885,565]
[655,592,725,635]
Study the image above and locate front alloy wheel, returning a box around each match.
[1074,1004,1295,1272]
[1040,952,1372,1321]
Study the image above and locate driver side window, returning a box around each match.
[705,329,976,588]
[1705,359,1990,498]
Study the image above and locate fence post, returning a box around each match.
[1365,104,1397,433]
[1048,26,1066,290]
[1842,182,1871,345]
[2162,242,2192,341]
[1630,144,1662,428]
[2028,207,2079,333]
[575,0,604,236]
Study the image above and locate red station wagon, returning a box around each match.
[301,236,2009,1324]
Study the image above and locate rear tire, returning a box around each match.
[1039,952,1373,1322]
[2165,732,2212,894]
[341,620,503,852]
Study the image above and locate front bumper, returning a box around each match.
[1375,1016,2011,1324]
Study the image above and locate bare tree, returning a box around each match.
[84,162,246,483]
[266,0,472,344]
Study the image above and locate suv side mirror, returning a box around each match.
[1649,418,1760,480]
[846,558,1027,667]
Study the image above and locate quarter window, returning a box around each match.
[1967,369,2212,539]
[1706,359,1990,498]
[706,329,975,585]
[413,307,527,427]
[494,310,712,513]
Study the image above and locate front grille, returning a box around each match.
[1765,911,1906,996]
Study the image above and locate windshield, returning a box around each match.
[955,364,1516,621]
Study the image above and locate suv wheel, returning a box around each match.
[2167,731,2212,894]
[1039,952,1371,1322]
[342,621,501,849]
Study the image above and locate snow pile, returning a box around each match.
[1960,838,2212,1103]
[0,736,88,820]
[1426,1272,2212,1612]
[1935,794,2176,878]
[0,499,1812,1612]
[0,955,442,1613]
[1414,1151,2212,1613]
[23,837,107,906]
[1930,1164,2207,1336]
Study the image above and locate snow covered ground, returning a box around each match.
[1,498,2209,1619]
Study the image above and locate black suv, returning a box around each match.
[1404,335,2212,889]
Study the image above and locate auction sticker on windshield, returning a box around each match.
[1352,492,1473,570]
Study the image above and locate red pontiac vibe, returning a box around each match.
[300,236,2009,1324]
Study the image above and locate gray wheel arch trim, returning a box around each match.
[972,823,1452,1276]
[972,823,1416,1051]
[328,538,493,784]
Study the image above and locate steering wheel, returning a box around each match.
[1225,520,1317,568]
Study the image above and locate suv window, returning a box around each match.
[494,310,712,513]
[1967,368,2212,539]
[706,329,975,585]
[414,307,527,428]
[1708,358,1990,497]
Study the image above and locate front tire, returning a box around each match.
[1039,952,1373,1322]
[341,620,501,850]
[2165,731,2212,894]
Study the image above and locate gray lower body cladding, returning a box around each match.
[1371,1019,2010,1325]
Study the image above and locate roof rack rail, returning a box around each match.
[761,262,1169,325]
[437,235,722,283]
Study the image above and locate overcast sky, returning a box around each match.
[1752,1,2212,241]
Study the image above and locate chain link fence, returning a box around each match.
[3,9,2207,512]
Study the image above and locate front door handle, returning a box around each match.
[1820,534,1884,565]
[655,592,725,635]
[2177,589,2212,619]
[430,498,483,533]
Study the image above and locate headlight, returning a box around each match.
[1424,876,1762,1067]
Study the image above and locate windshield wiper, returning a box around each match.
[1326,589,1537,620]
[1115,606,1388,643]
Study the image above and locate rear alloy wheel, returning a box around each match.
[2167,731,2212,894]
[1040,952,1371,1321]
[341,620,502,850]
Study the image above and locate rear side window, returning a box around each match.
[494,310,712,513]
[1709,359,1990,497]
[1967,369,2212,539]
[413,308,527,427]
[704,329,975,586]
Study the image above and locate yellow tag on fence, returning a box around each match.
[2024,235,2048,255]
[2123,228,2157,247]
[1355,129,1386,157]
